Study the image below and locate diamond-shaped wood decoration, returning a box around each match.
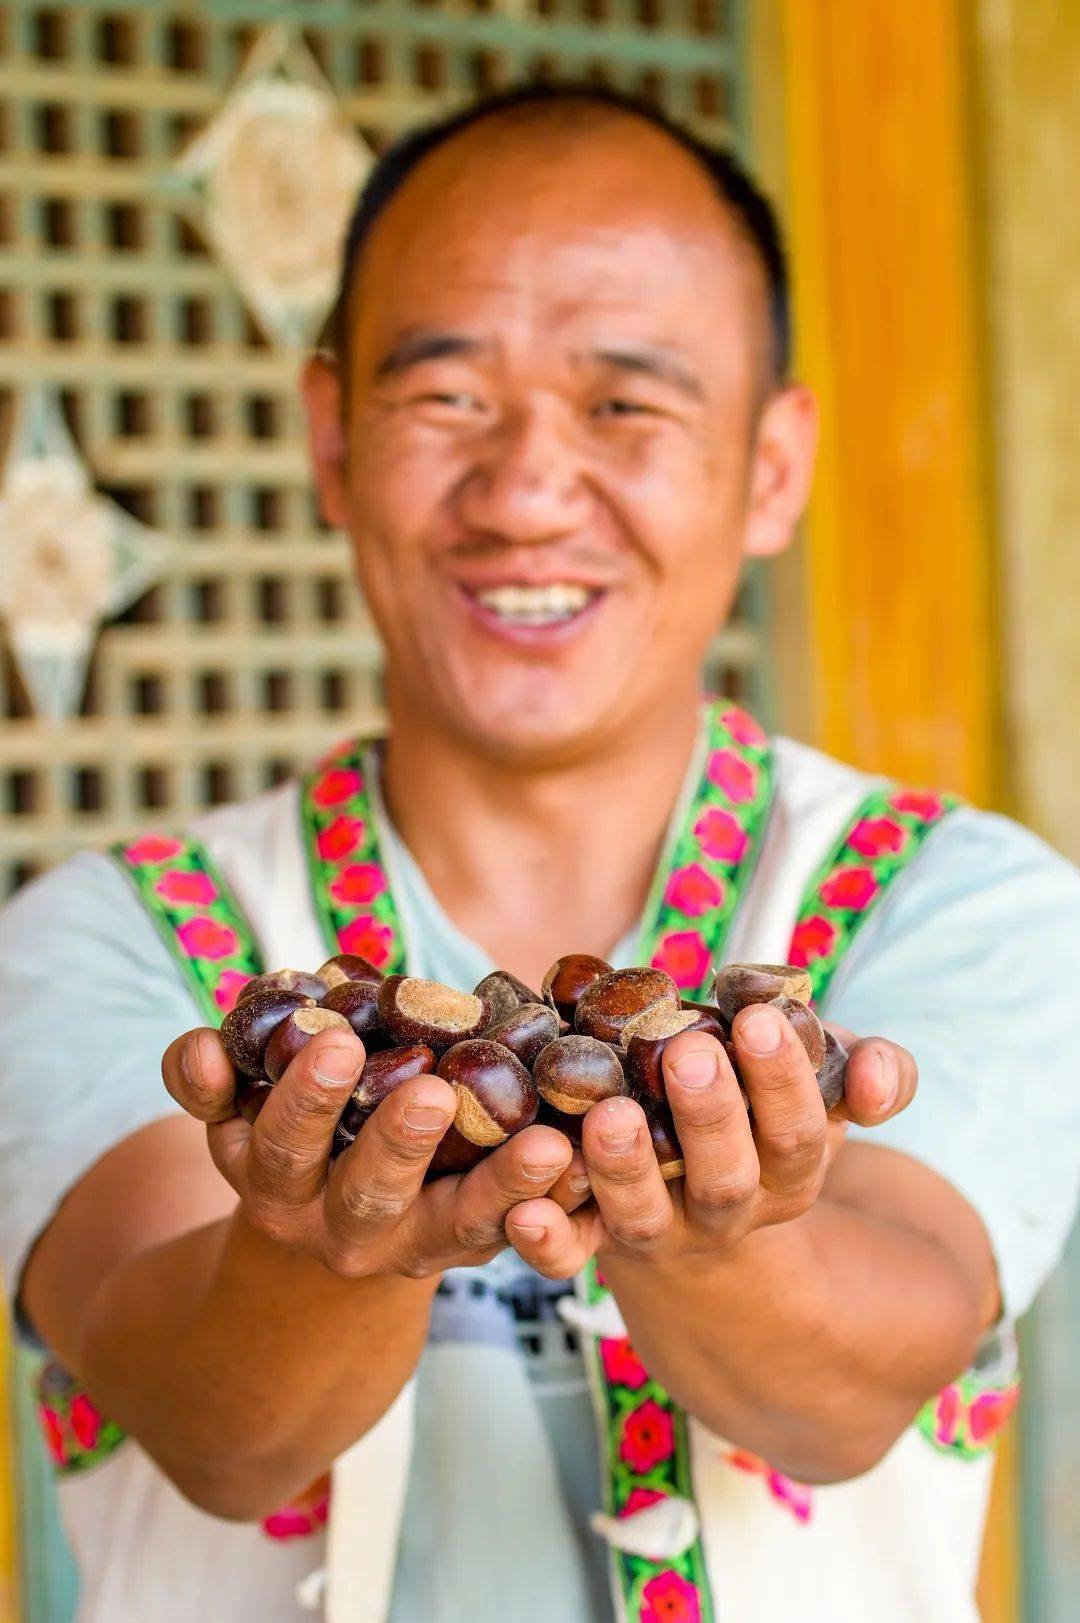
[0,387,173,721]
[168,25,374,347]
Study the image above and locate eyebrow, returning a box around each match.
[589,346,706,401]
[374,331,486,380]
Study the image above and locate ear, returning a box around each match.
[742,384,819,559]
[300,354,349,530]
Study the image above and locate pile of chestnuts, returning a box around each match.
[219,954,847,1181]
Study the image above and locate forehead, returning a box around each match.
[348,114,768,372]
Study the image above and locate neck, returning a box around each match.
[379,685,703,989]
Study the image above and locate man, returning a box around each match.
[1,86,1077,1623]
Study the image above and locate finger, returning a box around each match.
[162,1029,238,1123]
[246,1031,366,1212]
[663,1032,760,1232]
[547,1149,593,1215]
[581,1096,675,1254]
[831,1034,918,1127]
[206,1113,252,1189]
[506,1198,605,1280]
[446,1126,575,1252]
[731,1003,827,1199]
[328,1073,457,1238]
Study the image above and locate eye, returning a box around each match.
[592,398,658,420]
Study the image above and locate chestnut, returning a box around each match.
[624,1004,726,1102]
[437,1039,537,1147]
[427,1124,488,1178]
[574,968,680,1045]
[541,954,612,1023]
[322,978,387,1047]
[711,962,812,1023]
[533,1035,627,1115]
[220,988,315,1078]
[816,1029,849,1112]
[264,1006,353,1083]
[474,970,543,1024]
[317,953,384,989]
[335,1042,438,1149]
[647,1107,686,1182]
[535,1098,584,1147]
[769,994,826,1071]
[378,976,488,1053]
[236,968,328,1005]
[484,1002,560,1069]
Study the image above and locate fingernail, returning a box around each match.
[521,1160,569,1184]
[740,1008,782,1055]
[569,1174,591,1194]
[402,1105,452,1132]
[315,1046,362,1084]
[670,1049,718,1089]
[874,1048,898,1110]
[511,1222,546,1242]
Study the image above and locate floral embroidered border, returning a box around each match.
[916,1373,1020,1461]
[36,1363,125,1477]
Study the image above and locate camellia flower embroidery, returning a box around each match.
[213,969,253,1013]
[845,815,908,859]
[818,866,879,911]
[890,788,946,820]
[338,916,395,966]
[787,914,837,968]
[692,807,750,865]
[310,767,364,809]
[620,1399,676,1473]
[316,814,366,862]
[328,862,387,907]
[640,1568,702,1623]
[663,863,724,918]
[154,869,219,907]
[719,706,766,749]
[706,748,757,805]
[599,1336,649,1391]
[124,834,183,866]
[650,930,713,991]
[177,916,240,961]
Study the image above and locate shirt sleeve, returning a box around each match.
[0,851,200,1306]
[827,806,1080,1320]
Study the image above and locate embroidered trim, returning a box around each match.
[916,1374,1020,1461]
[36,1363,125,1477]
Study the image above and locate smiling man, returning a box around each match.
[1,86,1078,1623]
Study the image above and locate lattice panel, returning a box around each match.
[0,0,757,902]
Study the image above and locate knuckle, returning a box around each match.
[614,1208,669,1249]
[396,1252,438,1281]
[764,1118,825,1166]
[321,1236,374,1280]
[251,1130,309,1190]
[244,1200,295,1247]
[452,1213,500,1251]
[337,1178,407,1229]
[695,1166,759,1217]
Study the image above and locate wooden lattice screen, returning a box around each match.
[0,0,761,905]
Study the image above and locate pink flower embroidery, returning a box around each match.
[620,1399,675,1472]
[177,916,239,961]
[664,862,724,918]
[70,1394,102,1451]
[261,1477,330,1541]
[600,1336,649,1391]
[338,916,395,967]
[969,1387,1018,1444]
[651,930,712,991]
[329,863,388,907]
[641,1568,702,1623]
[707,748,757,805]
[311,767,364,809]
[720,707,766,749]
[692,807,749,865]
[214,970,253,1013]
[154,869,218,907]
[766,1469,813,1523]
[935,1385,960,1446]
[316,814,365,863]
[787,914,837,968]
[39,1406,67,1466]
[819,866,879,911]
[890,788,945,821]
[620,1487,667,1518]
[846,816,907,859]
[124,834,182,865]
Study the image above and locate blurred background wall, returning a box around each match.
[0,1,1076,1618]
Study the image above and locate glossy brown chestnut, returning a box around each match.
[711,962,812,1023]
[532,1035,627,1115]
[220,988,315,1078]
[574,967,680,1045]
[378,976,488,1053]
[235,968,328,1006]
[484,1002,561,1069]
[769,994,827,1071]
[335,1042,438,1146]
[264,1006,352,1083]
[474,970,543,1024]
[541,954,612,1023]
[321,978,387,1047]
[426,1124,488,1178]
[816,1029,848,1112]
[437,1039,537,1147]
[647,1106,686,1182]
[624,1004,726,1102]
[317,952,384,989]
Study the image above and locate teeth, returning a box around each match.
[474,583,594,625]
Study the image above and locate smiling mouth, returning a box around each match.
[462,581,603,627]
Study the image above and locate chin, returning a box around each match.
[435,658,631,768]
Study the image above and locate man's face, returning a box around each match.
[306,113,815,764]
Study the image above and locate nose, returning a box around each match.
[455,403,593,545]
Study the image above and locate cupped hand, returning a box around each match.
[505,1004,917,1279]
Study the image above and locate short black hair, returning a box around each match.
[325,82,790,381]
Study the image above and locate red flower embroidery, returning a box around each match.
[214,970,253,1013]
[890,788,945,821]
[846,816,907,859]
[39,1405,67,1466]
[706,748,757,805]
[620,1399,675,1472]
[663,862,724,918]
[934,1385,960,1446]
[177,916,239,961]
[650,930,712,991]
[338,916,395,966]
[124,834,182,865]
[316,814,366,863]
[720,707,766,749]
[641,1568,702,1623]
[787,914,837,968]
[261,1473,330,1540]
[311,767,364,809]
[154,869,218,907]
[726,1446,767,1475]
[969,1387,1018,1444]
[329,862,388,907]
[620,1487,667,1518]
[70,1394,102,1451]
[692,807,749,865]
[600,1336,649,1391]
[819,866,879,911]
